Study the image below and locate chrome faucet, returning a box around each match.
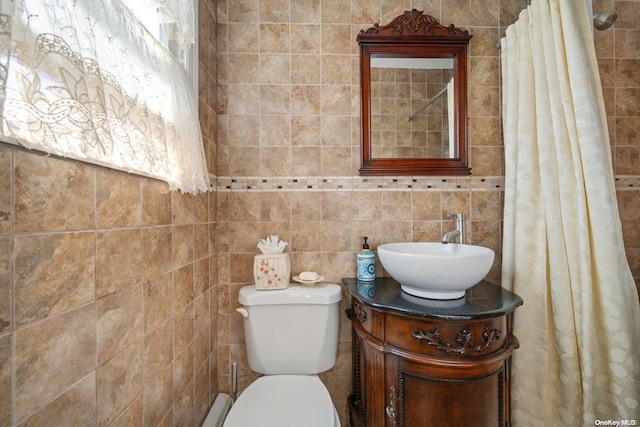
[441,213,465,244]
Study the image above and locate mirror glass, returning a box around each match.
[370,56,455,159]
[358,10,472,175]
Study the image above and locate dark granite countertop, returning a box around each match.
[342,277,523,321]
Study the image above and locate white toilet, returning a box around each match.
[222,283,343,427]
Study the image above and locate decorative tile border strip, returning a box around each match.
[215,176,505,191]
[615,176,640,188]
[214,175,640,192]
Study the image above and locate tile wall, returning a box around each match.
[215,0,640,425]
[0,1,219,426]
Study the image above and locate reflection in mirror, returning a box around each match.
[358,9,472,175]
[370,56,456,159]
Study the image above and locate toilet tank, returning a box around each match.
[238,284,343,375]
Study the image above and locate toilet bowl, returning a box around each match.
[221,284,343,427]
[222,375,339,427]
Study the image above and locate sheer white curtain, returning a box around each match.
[0,0,209,193]
[501,0,640,424]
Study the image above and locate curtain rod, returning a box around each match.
[407,85,449,122]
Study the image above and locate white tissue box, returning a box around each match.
[253,253,291,290]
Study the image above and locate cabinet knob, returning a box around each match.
[353,303,368,323]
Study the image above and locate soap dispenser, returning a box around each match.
[357,237,376,282]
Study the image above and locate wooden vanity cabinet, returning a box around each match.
[344,279,523,427]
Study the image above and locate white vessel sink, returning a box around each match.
[377,242,495,300]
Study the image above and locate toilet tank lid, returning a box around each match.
[239,283,342,306]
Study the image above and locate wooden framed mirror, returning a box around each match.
[358,10,472,175]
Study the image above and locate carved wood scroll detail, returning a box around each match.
[353,303,367,323]
[412,326,501,355]
[360,9,469,37]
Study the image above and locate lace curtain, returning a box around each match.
[0,0,209,193]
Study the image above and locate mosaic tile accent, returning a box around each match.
[215,175,640,192]
[216,176,506,192]
[616,176,640,188]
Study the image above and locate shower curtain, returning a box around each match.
[501,1,640,425]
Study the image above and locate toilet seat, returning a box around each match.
[222,375,339,427]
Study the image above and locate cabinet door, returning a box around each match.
[387,355,506,427]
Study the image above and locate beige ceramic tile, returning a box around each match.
[291,116,321,146]
[468,27,500,57]
[260,85,291,115]
[321,221,352,251]
[229,147,261,175]
[14,151,95,233]
[172,191,195,225]
[260,116,290,147]
[291,86,321,116]
[291,147,322,175]
[173,382,195,427]
[291,55,322,84]
[470,0,499,26]
[411,192,441,221]
[471,190,502,221]
[616,88,640,116]
[144,318,173,384]
[615,117,640,147]
[144,273,174,336]
[260,192,290,222]
[260,24,289,54]
[0,237,11,334]
[0,333,11,427]
[194,361,211,425]
[291,0,320,23]
[382,192,412,221]
[97,283,143,364]
[107,395,143,427]
[615,29,640,59]
[96,229,143,297]
[321,147,352,175]
[174,302,195,356]
[290,192,322,222]
[261,147,292,175]
[20,373,96,427]
[14,232,95,328]
[97,342,143,426]
[173,344,195,400]
[174,264,195,310]
[96,168,142,229]
[0,145,11,234]
[228,222,261,253]
[442,0,471,27]
[615,147,640,175]
[142,226,172,281]
[291,221,323,252]
[173,224,195,268]
[195,257,210,296]
[194,223,210,261]
[229,253,254,284]
[194,291,210,335]
[260,54,291,84]
[142,178,172,226]
[15,304,96,422]
[143,367,173,427]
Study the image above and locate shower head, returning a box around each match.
[593,11,618,31]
